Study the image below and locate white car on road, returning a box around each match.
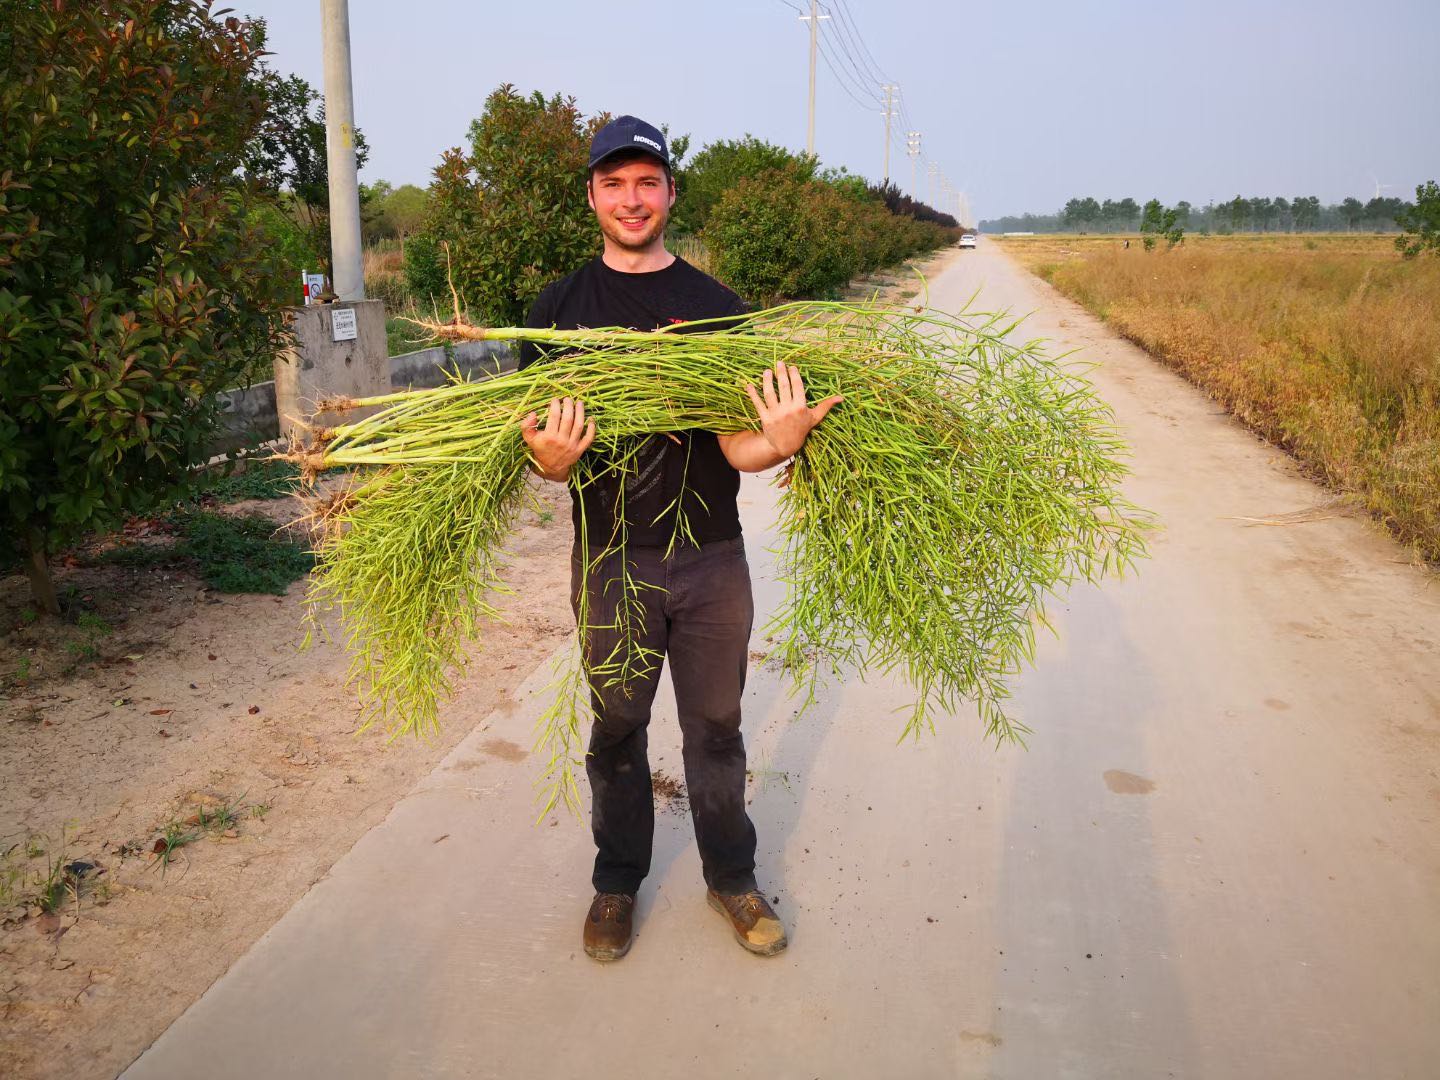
[959,233,977,249]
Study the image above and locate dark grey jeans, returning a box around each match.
[570,535,759,896]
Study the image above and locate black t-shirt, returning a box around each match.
[518,255,749,548]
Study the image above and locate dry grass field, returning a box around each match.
[998,233,1440,559]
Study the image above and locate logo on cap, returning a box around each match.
[588,115,670,170]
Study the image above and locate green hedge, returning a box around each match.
[703,172,957,305]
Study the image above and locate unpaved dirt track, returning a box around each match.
[123,242,1440,1080]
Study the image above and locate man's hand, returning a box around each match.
[718,361,844,474]
[521,397,596,482]
[743,360,843,459]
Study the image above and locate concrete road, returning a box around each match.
[124,241,1440,1079]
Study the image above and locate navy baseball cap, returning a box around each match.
[588,115,670,170]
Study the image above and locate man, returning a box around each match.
[518,115,841,962]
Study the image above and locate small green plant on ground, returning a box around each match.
[149,822,200,876]
[6,656,33,687]
[62,610,113,666]
[190,459,303,504]
[189,791,247,833]
[179,512,313,594]
[149,792,250,876]
[1,827,80,915]
[94,511,313,595]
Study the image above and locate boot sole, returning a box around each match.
[707,892,788,956]
[583,938,632,962]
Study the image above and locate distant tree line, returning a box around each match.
[982,193,1416,234]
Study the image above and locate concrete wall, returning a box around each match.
[208,337,516,457]
[273,300,390,444]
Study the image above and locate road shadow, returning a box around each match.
[988,580,1198,1077]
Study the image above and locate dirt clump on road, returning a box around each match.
[651,770,689,815]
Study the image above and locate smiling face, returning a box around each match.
[587,154,676,255]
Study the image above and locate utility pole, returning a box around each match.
[320,0,364,299]
[927,162,939,208]
[881,85,899,186]
[799,0,830,157]
[906,131,921,199]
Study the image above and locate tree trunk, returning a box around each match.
[23,526,61,617]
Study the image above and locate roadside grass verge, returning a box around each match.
[1000,234,1440,559]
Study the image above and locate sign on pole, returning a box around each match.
[330,307,358,342]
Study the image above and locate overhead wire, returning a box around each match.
[817,33,882,112]
[776,0,882,112]
[827,0,894,88]
[777,0,947,201]
[815,4,885,104]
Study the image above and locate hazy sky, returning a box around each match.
[243,0,1440,221]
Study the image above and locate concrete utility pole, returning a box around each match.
[320,0,364,299]
[274,0,388,460]
[799,0,830,156]
[881,85,899,185]
[906,131,921,200]
[927,162,939,207]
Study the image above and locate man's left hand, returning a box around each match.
[743,360,843,459]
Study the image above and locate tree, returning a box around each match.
[1339,196,1364,231]
[1273,196,1291,231]
[1113,197,1140,231]
[669,135,813,236]
[243,59,369,275]
[1363,196,1408,229]
[1140,199,1184,251]
[1251,196,1275,231]
[868,181,957,227]
[0,0,292,613]
[1291,195,1321,230]
[382,184,429,242]
[1063,197,1101,231]
[1173,200,1193,227]
[426,85,606,327]
[360,181,429,244]
[1395,180,1440,257]
[1139,199,1164,250]
[1226,195,1251,232]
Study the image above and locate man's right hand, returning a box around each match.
[521,397,596,482]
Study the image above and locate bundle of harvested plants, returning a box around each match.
[283,298,1148,814]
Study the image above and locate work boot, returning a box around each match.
[583,892,636,961]
[706,888,788,956]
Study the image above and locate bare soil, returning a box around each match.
[0,478,575,1080]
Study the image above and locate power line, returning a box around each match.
[819,2,887,99]
[825,1,892,89]
[816,33,881,112]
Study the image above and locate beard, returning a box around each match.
[596,204,669,251]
